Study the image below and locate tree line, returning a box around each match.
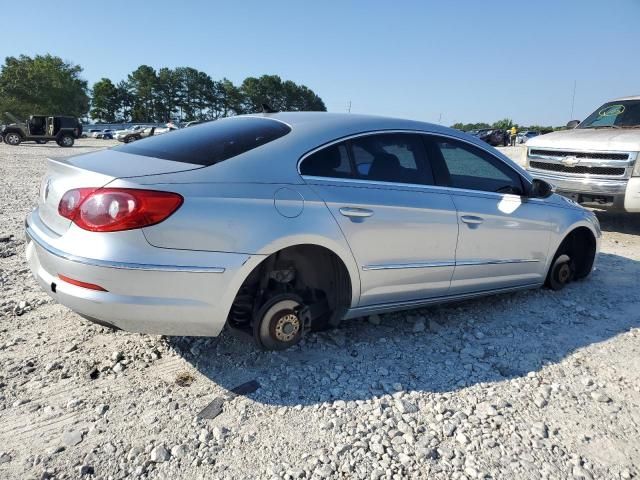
[451,119,558,134]
[0,54,326,124]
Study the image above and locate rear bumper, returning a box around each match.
[25,212,264,336]
[528,171,640,212]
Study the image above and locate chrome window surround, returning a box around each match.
[297,130,533,193]
[25,220,226,273]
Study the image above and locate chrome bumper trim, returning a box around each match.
[528,171,628,195]
[25,220,225,273]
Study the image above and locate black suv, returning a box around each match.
[469,128,509,147]
[2,114,83,147]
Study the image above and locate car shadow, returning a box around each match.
[167,251,639,408]
[596,211,640,235]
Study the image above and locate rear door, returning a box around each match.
[426,135,552,293]
[301,132,459,306]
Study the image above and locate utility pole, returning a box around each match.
[438,112,442,124]
[570,80,577,119]
[347,100,352,113]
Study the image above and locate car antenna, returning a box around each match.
[261,103,278,113]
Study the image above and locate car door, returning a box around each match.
[426,135,552,293]
[300,132,459,306]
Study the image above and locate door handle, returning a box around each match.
[339,207,374,218]
[461,215,484,225]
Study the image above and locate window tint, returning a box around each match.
[300,143,352,178]
[435,139,523,194]
[350,134,433,185]
[114,117,291,165]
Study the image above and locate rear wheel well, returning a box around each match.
[550,226,596,281]
[228,244,352,334]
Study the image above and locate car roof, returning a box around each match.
[186,112,530,184]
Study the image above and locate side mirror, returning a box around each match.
[566,120,580,129]
[529,178,555,199]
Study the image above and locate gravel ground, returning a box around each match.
[0,140,639,480]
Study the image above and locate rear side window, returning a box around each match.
[350,134,433,185]
[300,143,352,178]
[300,133,435,186]
[114,117,291,165]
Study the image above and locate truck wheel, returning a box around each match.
[58,135,74,147]
[4,132,21,146]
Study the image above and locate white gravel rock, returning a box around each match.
[150,445,170,463]
[0,142,638,479]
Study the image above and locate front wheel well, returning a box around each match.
[228,244,352,334]
[550,226,597,281]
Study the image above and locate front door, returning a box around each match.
[428,136,552,293]
[300,133,459,306]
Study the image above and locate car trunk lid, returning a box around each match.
[38,149,202,235]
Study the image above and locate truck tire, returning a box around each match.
[58,134,75,147]
[4,132,22,146]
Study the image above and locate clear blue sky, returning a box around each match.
[2,0,639,126]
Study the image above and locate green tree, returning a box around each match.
[450,122,491,131]
[90,78,119,122]
[492,118,514,130]
[0,54,89,120]
[240,74,326,113]
[127,65,158,122]
[219,78,244,116]
[155,67,182,121]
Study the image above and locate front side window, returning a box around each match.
[350,134,434,185]
[434,138,524,194]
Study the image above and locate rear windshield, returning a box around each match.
[114,116,291,165]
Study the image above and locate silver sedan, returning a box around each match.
[25,113,601,350]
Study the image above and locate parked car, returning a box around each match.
[517,131,540,144]
[116,126,169,143]
[470,128,509,147]
[25,113,600,350]
[2,114,82,147]
[93,129,114,139]
[526,95,640,212]
[83,129,101,139]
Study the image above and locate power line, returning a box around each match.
[570,80,577,119]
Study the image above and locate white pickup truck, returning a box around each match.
[525,95,640,212]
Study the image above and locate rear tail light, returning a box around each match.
[58,188,183,232]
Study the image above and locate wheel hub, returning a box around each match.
[274,312,300,342]
[557,263,571,283]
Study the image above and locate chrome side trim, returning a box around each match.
[301,175,535,203]
[343,282,542,319]
[454,258,540,267]
[362,258,538,271]
[363,261,456,271]
[25,221,225,273]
